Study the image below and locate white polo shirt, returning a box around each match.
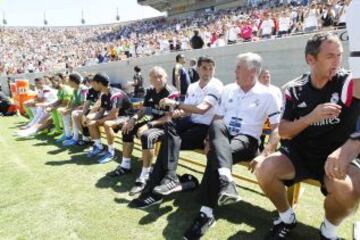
[217,82,281,140]
[184,78,224,125]
[268,84,284,110]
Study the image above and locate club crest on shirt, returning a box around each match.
[330,92,339,104]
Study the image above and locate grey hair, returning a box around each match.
[149,66,168,84]
[236,52,263,75]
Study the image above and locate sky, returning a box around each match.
[0,0,164,26]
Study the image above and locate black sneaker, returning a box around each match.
[128,193,163,209]
[129,177,147,196]
[264,217,297,240]
[183,212,216,240]
[153,176,182,196]
[319,222,344,240]
[217,175,241,206]
[106,165,131,177]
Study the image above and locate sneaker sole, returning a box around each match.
[153,185,182,196]
[138,198,163,209]
[129,187,144,196]
[217,193,241,206]
[183,220,216,240]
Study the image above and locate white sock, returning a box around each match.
[38,109,49,122]
[31,107,37,116]
[139,167,151,179]
[62,114,72,137]
[108,144,115,155]
[218,167,233,182]
[120,157,131,169]
[72,117,79,141]
[321,218,337,239]
[28,107,42,126]
[82,135,90,142]
[279,208,296,224]
[200,206,214,218]
[94,139,103,149]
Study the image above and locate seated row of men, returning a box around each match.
[16,32,360,240]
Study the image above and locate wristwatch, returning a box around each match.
[147,122,153,129]
[350,131,360,141]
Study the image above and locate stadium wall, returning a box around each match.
[0,30,349,96]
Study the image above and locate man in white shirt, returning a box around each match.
[259,68,283,107]
[183,52,282,240]
[304,3,320,32]
[278,11,291,37]
[258,68,283,151]
[129,56,224,209]
[259,13,275,39]
[227,24,240,44]
[16,77,58,137]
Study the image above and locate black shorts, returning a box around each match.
[280,142,360,194]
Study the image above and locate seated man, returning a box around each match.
[16,77,58,137]
[46,74,74,141]
[57,73,88,145]
[63,74,101,146]
[47,73,74,137]
[129,56,224,208]
[84,73,132,162]
[255,32,360,240]
[21,78,49,124]
[183,52,282,240]
[106,66,176,195]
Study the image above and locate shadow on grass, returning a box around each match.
[221,200,320,240]
[45,153,100,166]
[166,194,319,240]
[126,187,320,240]
[95,157,142,193]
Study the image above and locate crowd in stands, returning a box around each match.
[0,0,351,76]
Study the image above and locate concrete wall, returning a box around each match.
[1,29,349,96]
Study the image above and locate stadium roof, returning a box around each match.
[138,0,246,16]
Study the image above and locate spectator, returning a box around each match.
[132,66,145,98]
[226,24,240,44]
[240,19,253,41]
[259,12,275,39]
[278,11,291,37]
[303,3,320,32]
[188,58,200,83]
[172,54,191,98]
[190,30,205,49]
